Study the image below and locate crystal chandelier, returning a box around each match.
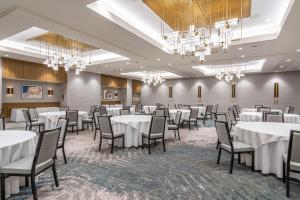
[215,64,245,83]
[161,0,243,62]
[142,72,165,86]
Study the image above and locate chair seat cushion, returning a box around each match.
[31,121,44,126]
[0,156,54,175]
[142,132,164,139]
[68,122,77,126]
[82,119,93,123]
[102,132,124,138]
[168,124,178,130]
[182,118,197,122]
[283,154,300,171]
[221,141,254,153]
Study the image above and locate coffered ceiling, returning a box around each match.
[0,0,299,80]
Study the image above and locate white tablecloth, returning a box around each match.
[143,106,157,114]
[38,111,88,130]
[241,108,283,113]
[235,122,300,178]
[106,108,136,116]
[169,109,190,120]
[11,107,60,122]
[191,106,206,115]
[0,131,37,197]
[240,112,300,123]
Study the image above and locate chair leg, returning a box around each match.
[162,138,166,152]
[230,153,234,174]
[62,146,67,164]
[1,174,5,200]
[286,168,290,197]
[251,152,255,172]
[94,128,97,140]
[188,121,191,130]
[52,164,59,187]
[238,153,241,164]
[195,121,198,130]
[177,130,181,141]
[98,136,102,151]
[217,148,222,164]
[25,176,29,187]
[76,125,79,135]
[31,176,38,200]
[72,126,74,132]
[141,136,144,149]
[148,138,151,154]
[154,139,157,147]
[111,139,114,154]
[216,139,220,150]
[283,161,286,183]
[173,130,176,138]
[122,136,125,149]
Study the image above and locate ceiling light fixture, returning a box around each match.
[279,65,285,68]
[241,55,246,58]
[126,62,130,64]
[264,18,271,23]
[286,58,291,62]
[168,63,172,66]
[156,58,161,61]
[297,49,300,52]
[238,47,243,50]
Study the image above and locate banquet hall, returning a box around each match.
[0,0,300,199]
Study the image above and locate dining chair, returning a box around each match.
[174,104,178,109]
[228,107,238,130]
[263,112,284,123]
[155,109,165,117]
[289,107,295,114]
[135,104,145,115]
[232,105,240,119]
[284,106,292,114]
[120,109,130,115]
[97,116,125,154]
[99,106,108,116]
[282,130,300,197]
[198,105,213,125]
[123,105,130,110]
[0,128,61,200]
[93,111,100,140]
[215,120,255,174]
[142,116,166,154]
[22,110,45,132]
[182,109,199,130]
[164,107,173,123]
[55,118,69,164]
[168,111,182,140]
[28,108,38,122]
[66,110,79,134]
[255,105,263,109]
[59,106,69,111]
[212,104,219,115]
[82,105,96,130]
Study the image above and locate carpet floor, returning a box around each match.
[7,123,300,200]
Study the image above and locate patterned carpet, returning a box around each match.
[7,122,300,200]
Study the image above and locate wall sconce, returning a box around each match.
[6,87,14,95]
[231,84,236,99]
[168,86,173,99]
[197,85,202,101]
[274,82,279,103]
[48,89,54,96]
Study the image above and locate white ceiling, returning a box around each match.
[0,0,300,79]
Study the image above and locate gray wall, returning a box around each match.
[66,70,101,112]
[2,79,64,103]
[141,71,300,112]
[126,79,132,106]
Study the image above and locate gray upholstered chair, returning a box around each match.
[28,108,38,122]
[23,110,44,132]
[263,112,284,123]
[142,116,166,154]
[215,120,255,174]
[198,105,213,125]
[289,107,295,114]
[282,130,300,197]
[120,109,130,115]
[284,106,291,114]
[168,111,182,140]
[93,111,100,140]
[228,107,237,128]
[82,105,96,130]
[99,106,108,116]
[183,109,199,130]
[0,128,61,200]
[135,104,145,115]
[66,110,79,134]
[214,113,228,122]
[212,104,219,115]
[56,118,69,164]
[97,116,124,154]
[59,106,69,111]
[155,109,165,117]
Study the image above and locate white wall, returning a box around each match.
[141,71,300,112]
[126,79,132,106]
[66,71,101,112]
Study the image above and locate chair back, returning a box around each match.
[258,107,271,112]
[174,104,177,109]
[149,116,166,136]
[284,106,291,114]
[56,118,69,146]
[98,116,113,137]
[99,106,107,115]
[66,110,78,123]
[32,128,61,172]
[136,104,143,112]
[190,109,199,119]
[89,105,98,114]
[205,105,214,114]
[29,108,38,120]
[228,107,237,124]
[289,107,295,114]
[255,105,263,109]
[215,120,232,149]
[213,104,219,113]
[215,113,228,122]
[164,108,170,119]
[174,111,182,126]
[0,117,5,130]
[155,109,165,116]
[287,130,300,165]
[22,110,32,124]
[59,106,69,111]
[123,105,130,110]
[120,109,130,115]
[233,105,240,114]
[178,104,183,109]
[263,112,284,123]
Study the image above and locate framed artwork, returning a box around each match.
[104,90,113,100]
[21,84,43,100]
[114,91,118,98]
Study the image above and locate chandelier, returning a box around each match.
[142,72,165,86]
[30,33,94,75]
[214,64,245,82]
[160,0,244,62]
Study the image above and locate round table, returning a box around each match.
[143,106,157,114]
[241,108,283,113]
[111,115,153,147]
[169,109,190,121]
[106,108,135,116]
[0,131,37,197]
[38,111,88,130]
[235,122,300,178]
[240,112,300,123]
